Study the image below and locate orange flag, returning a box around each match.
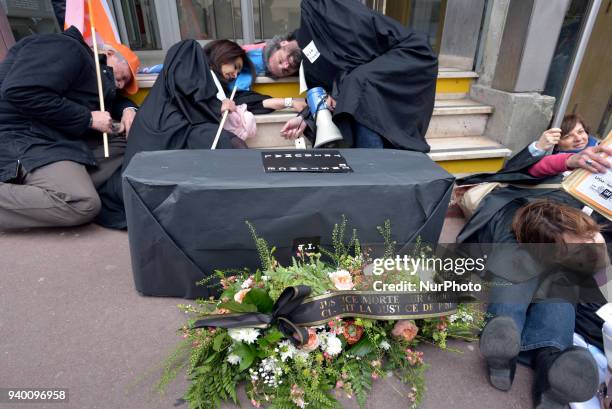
[64,0,120,46]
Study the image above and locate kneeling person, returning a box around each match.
[0,27,139,229]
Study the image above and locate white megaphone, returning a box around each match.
[306,87,343,148]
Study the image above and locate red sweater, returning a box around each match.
[528,153,573,177]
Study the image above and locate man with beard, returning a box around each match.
[273,0,438,151]
[0,27,139,229]
[243,31,302,78]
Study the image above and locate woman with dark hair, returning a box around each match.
[95,39,305,229]
[203,39,256,82]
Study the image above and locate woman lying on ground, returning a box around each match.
[479,200,607,409]
[95,39,306,229]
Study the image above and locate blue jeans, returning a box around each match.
[354,123,384,148]
[488,276,575,365]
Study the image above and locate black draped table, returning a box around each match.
[123,149,455,298]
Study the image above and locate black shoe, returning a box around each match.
[479,316,521,391]
[534,347,599,409]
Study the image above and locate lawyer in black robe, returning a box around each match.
[96,39,273,228]
[295,0,438,152]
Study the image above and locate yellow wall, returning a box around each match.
[130,77,474,103]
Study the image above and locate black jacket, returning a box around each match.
[297,0,438,152]
[0,26,135,182]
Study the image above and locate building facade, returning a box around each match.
[0,0,610,154]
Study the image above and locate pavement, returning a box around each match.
[0,217,534,409]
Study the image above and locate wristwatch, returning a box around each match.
[284,97,293,109]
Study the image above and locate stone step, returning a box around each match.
[247,133,510,161]
[245,133,510,175]
[426,135,511,162]
[249,99,492,145]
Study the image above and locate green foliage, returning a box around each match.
[348,337,374,357]
[265,255,334,299]
[243,288,274,313]
[376,219,396,259]
[156,339,191,394]
[232,342,257,371]
[246,221,274,271]
[217,300,257,313]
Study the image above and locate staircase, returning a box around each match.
[134,68,511,175]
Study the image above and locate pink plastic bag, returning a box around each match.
[223,104,257,141]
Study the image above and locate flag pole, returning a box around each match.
[87,0,109,158]
[211,85,238,150]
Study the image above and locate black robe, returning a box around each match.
[96,39,273,229]
[296,0,438,152]
[457,147,608,309]
[457,145,612,243]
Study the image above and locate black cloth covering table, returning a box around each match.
[123,149,454,298]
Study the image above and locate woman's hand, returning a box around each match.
[221,99,237,114]
[281,116,307,140]
[566,145,612,173]
[535,128,562,151]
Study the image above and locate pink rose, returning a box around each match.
[392,320,419,342]
[234,288,251,303]
[300,328,320,352]
[328,270,354,291]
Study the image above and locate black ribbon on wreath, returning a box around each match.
[192,285,458,346]
[192,285,312,346]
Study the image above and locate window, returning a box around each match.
[176,0,242,40]
[112,0,445,63]
[253,0,300,41]
[1,0,59,41]
[114,0,162,50]
[365,0,446,53]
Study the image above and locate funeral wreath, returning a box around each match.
[158,218,484,409]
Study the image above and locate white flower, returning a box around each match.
[323,335,342,356]
[241,278,253,289]
[227,328,261,344]
[227,354,241,365]
[448,314,458,323]
[328,269,354,291]
[228,328,243,342]
[261,275,269,282]
[278,340,297,362]
[379,340,391,350]
[241,328,260,344]
[294,350,310,362]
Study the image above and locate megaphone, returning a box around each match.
[306,87,343,148]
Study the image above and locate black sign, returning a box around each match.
[292,237,321,256]
[262,150,353,173]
